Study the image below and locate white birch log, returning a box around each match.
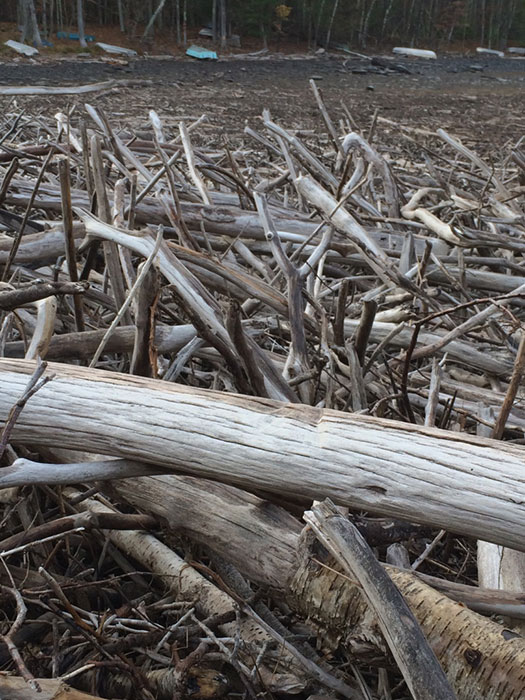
[1,359,525,551]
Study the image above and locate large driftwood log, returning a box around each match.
[102,473,525,700]
[0,676,105,700]
[0,359,525,551]
[62,487,349,698]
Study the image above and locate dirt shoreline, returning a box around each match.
[0,54,523,151]
[1,53,524,85]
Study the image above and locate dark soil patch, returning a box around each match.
[0,54,523,152]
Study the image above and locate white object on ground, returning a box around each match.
[392,47,437,59]
[96,42,137,57]
[4,40,39,57]
[476,47,504,57]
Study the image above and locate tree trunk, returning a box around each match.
[77,0,87,48]
[361,0,378,48]
[212,0,218,43]
[182,0,187,46]
[219,0,227,48]
[324,0,339,48]
[18,0,29,43]
[142,0,168,40]
[42,0,48,39]
[19,0,42,46]
[117,0,126,33]
[313,0,326,47]
[175,0,181,44]
[1,359,525,551]
[27,0,42,46]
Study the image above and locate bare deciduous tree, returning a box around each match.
[19,0,42,46]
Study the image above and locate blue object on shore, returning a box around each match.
[186,45,217,60]
[57,31,95,42]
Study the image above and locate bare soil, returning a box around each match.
[0,52,523,152]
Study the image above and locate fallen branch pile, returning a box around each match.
[0,90,524,699]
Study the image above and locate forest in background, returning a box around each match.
[1,0,524,52]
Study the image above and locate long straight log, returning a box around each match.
[0,359,525,551]
[0,80,152,96]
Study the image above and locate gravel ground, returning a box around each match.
[0,53,523,151]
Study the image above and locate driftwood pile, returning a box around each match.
[0,86,525,699]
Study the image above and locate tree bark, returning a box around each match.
[100,472,525,700]
[142,0,168,40]
[304,501,456,700]
[1,359,525,551]
[219,0,227,48]
[324,0,339,48]
[77,0,87,47]
[27,0,42,46]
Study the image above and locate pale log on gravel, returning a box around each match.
[1,359,525,551]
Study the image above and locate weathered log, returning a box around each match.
[101,473,525,700]
[1,359,525,551]
[0,79,150,96]
[345,319,514,377]
[63,487,347,697]
[4,178,448,256]
[0,676,104,700]
[102,472,525,619]
[4,324,196,361]
[304,501,456,700]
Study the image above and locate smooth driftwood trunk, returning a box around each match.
[1,359,525,551]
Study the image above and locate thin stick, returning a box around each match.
[424,357,443,428]
[309,79,343,157]
[353,299,377,366]
[492,333,525,440]
[2,147,55,281]
[59,156,85,331]
[0,586,40,691]
[0,359,53,461]
[179,121,211,205]
[89,228,163,368]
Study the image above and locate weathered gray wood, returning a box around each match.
[0,359,525,551]
[0,457,165,490]
[104,471,525,619]
[0,80,149,96]
[103,471,525,700]
[345,320,514,376]
[305,501,456,700]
